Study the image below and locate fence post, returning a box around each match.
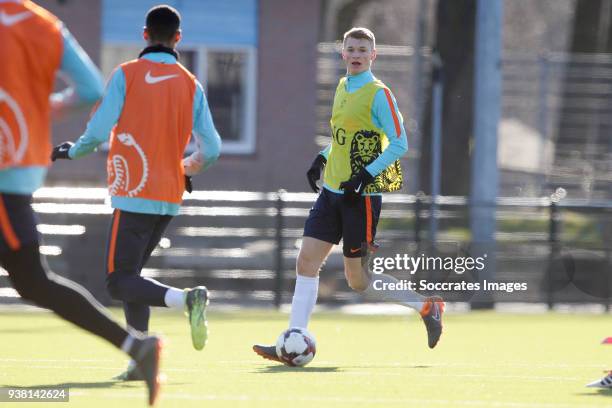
[430,54,443,245]
[415,191,424,243]
[274,189,286,309]
[538,53,550,194]
[605,243,611,312]
[547,194,560,310]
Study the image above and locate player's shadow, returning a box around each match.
[1,326,71,334]
[343,364,432,369]
[577,389,612,397]
[2,381,136,390]
[255,365,340,373]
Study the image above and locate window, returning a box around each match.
[100,45,257,154]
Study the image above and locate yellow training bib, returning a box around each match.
[324,77,402,193]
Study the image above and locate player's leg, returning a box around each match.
[341,195,444,348]
[289,189,340,328]
[291,236,334,327]
[106,210,209,352]
[3,245,128,347]
[0,194,162,403]
[112,213,164,381]
[105,210,167,332]
[253,189,339,362]
[253,236,333,363]
[141,214,210,351]
[138,214,207,319]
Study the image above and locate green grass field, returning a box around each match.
[1,309,612,407]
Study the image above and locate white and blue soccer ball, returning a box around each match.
[275,327,317,367]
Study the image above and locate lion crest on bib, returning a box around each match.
[350,130,381,174]
[349,129,402,193]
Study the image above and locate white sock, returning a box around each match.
[288,275,319,328]
[364,273,425,312]
[127,359,137,370]
[164,288,185,310]
[120,334,136,354]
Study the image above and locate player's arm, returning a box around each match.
[319,144,331,160]
[365,88,408,177]
[306,144,330,193]
[52,68,125,161]
[50,24,104,117]
[183,81,222,176]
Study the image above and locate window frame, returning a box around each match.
[100,42,258,155]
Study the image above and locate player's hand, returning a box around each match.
[306,155,327,193]
[339,168,374,204]
[51,142,74,161]
[185,175,193,193]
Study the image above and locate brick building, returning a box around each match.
[42,0,322,193]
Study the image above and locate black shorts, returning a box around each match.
[105,209,173,276]
[0,193,39,253]
[303,188,382,258]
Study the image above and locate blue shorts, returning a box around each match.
[0,193,39,253]
[303,188,382,258]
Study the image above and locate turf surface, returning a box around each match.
[1,309,611,407]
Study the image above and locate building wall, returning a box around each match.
[44,0,322,193]
[200,0,321,192]
[37,0,104,184]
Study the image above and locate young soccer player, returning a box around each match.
[253,27,444,363]
[0,0,161,404]
[52,5,221,379]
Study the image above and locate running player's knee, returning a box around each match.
[296,252,320,278]
[345,265,369,292]
[347,277,368,292]
[13,270,51,305]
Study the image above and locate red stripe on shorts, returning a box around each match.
[107,209,121,274]
[0,196,20,251]
[365,196,372,244]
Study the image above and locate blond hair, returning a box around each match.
[342,27,376,49]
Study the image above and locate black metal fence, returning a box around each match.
[1,188,610,310]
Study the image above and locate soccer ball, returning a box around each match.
[275,327,316,367]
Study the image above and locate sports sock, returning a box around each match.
[127,358,138,371]
[121,334,136,354]
[164,287,185,309]
[364,273,425,311]
[288,275,319,328]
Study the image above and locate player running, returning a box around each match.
[254,27,444,363]
[51,5,221,380]
[0,0,161,404]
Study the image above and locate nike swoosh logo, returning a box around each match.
[0,10,33,26]
[432,305,440,321]
[349,248,360,253]
[145,71,178,84]
[59,147,68,152]
[354,183,362,193]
